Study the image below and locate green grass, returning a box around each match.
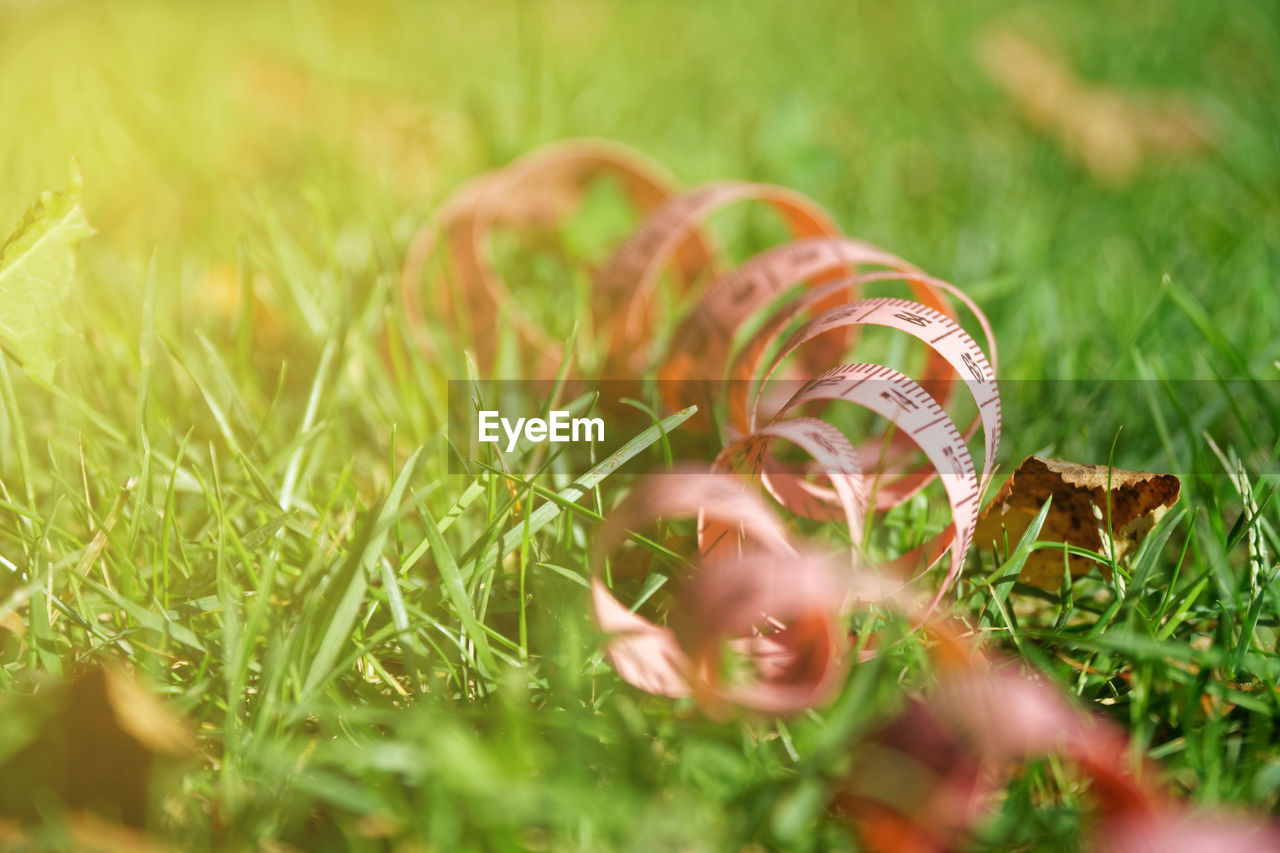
[1,0,1279,849]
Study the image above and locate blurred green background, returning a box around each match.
[4,0,1277,383]
[3,0,1279,849]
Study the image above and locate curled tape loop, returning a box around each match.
[400,139,714,374]
[399,139,1002,708]
[589,471,853,714]
[595,182,846,375]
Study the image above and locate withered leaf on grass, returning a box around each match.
[974,455,1181,590]
[976,26,1214,187]
[0,610,24,662]
[0,664,193,828]
[0,812,175,853]
[0,610,23,639]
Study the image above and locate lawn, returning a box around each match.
[1,0,1279,850]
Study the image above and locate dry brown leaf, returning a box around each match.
[0,817,23,845]
[65,812,177,853]
[99,664,196,758]
[976,26,1213,186]
[0,609,24,663]
[0,609,24,639]
[0,812,174,853]
[974,455,1181,590]
[0,664,194,828]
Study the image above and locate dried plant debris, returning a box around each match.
[974,455,1181,590]
[0,610,23,639]
[0,611,23,664]
[0,812,175,853]
[976,26,1214,186]
[0,664,193,829]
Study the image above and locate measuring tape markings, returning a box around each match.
[661,237,936,377]
[594,181,848,377]
[709,416,869,569]
[738,294,997,605]
[778,363,981,600]
[599,228,1001,674]
[755,295,1000,502]
[821,278,1002,476]
[702,284,995,576]
[662,238,963,438]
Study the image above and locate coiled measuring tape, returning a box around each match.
[400,139,1003,711]
[589,470,855,714]
[400,139,715,375]
[592,186,1001,602]
[593,180,845,375]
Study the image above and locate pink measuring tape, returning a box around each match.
[400,139,1002,711]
